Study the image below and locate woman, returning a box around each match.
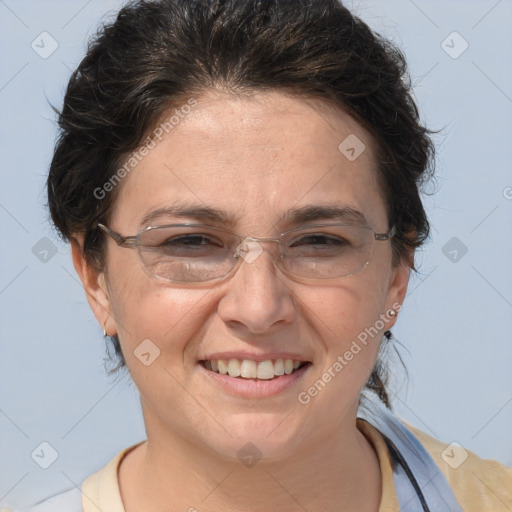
[31,0,511,510]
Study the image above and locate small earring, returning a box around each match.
[389,310,397,317]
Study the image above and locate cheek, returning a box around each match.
[107,264,214,372]
[303,279,389,384]
[306,276,388,348]
[295,284,386,417]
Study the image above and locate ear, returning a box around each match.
[383,255,411,330]
[71,235,117,336]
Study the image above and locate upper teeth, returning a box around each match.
[206,359,303,379]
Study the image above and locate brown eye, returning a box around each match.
[290,234,349,247]
[162,235,220,247]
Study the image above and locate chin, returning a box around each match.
[200,412,307,465]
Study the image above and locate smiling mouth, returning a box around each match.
[201,358,311,380]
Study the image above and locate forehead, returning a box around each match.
[109,90,388,233]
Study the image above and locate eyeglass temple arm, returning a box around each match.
[97,223,139,247]
[375,225,396,241]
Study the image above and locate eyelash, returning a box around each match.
[161,233,347,247]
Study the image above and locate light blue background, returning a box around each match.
[1,0,511,509]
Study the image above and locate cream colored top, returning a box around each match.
[78,419,512,511]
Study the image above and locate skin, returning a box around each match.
[72,89,411,512]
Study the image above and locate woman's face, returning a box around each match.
[76,90,409,462]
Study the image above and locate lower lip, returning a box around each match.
[198,362,312,398]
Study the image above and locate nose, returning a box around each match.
[216,240,296,334]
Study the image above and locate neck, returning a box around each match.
[119,407,381,512]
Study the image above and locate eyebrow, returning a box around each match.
[281,205,368,227]
[140,203,369,230]
[140,204,235,228]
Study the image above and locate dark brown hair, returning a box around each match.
[48,0,435,408]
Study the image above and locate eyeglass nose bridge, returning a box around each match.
[233,235,284,265]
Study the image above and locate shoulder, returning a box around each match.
[26,488,83,512]
[28,442,144,512]
[404,421,512,512]
[27,443,142,512]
